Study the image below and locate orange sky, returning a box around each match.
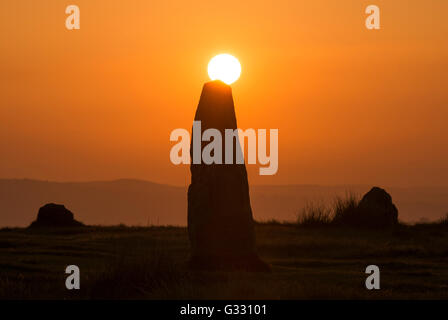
[0,0,447,187]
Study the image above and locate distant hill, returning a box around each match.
[0,179,447,227]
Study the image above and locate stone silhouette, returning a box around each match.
[358,187,399,227]
[188,80,269,271]
[29,203,84,228]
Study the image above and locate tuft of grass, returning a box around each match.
[297,193,361,227]
[255,219,295,226]
[331,193,361,226]
[437,213,448,225]
[297,201,333,227]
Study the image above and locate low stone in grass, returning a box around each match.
[29,203,84,228]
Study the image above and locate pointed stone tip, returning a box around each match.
[203,80,232,93]
[194,79,236,129]
[201,80,233,103]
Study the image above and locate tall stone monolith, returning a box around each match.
[187,80,269,271]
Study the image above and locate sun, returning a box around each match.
[207,54,241,85]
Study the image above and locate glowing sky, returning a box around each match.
[0,0,447,187]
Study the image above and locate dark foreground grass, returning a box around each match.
[0,224,447,299]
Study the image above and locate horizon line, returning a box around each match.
[1,177,448,190]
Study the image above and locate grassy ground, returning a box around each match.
[0,223,447,299]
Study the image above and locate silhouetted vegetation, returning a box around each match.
[331,193,362,226]
[297,200,333,226]
[297,189,403,228]
[297,193,360,227]
[438,213,448,225]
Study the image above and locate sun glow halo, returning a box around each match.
[207,54,241,85]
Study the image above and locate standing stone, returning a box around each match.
[358,187,399,227]
[188,80,268,271]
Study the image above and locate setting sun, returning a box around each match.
[207,54,241,85]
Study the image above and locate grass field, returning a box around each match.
[1,223,447,299]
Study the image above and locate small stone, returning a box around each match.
[29,203,84,228]
[358,187,399,227]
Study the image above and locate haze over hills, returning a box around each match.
[0,179,447,227]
